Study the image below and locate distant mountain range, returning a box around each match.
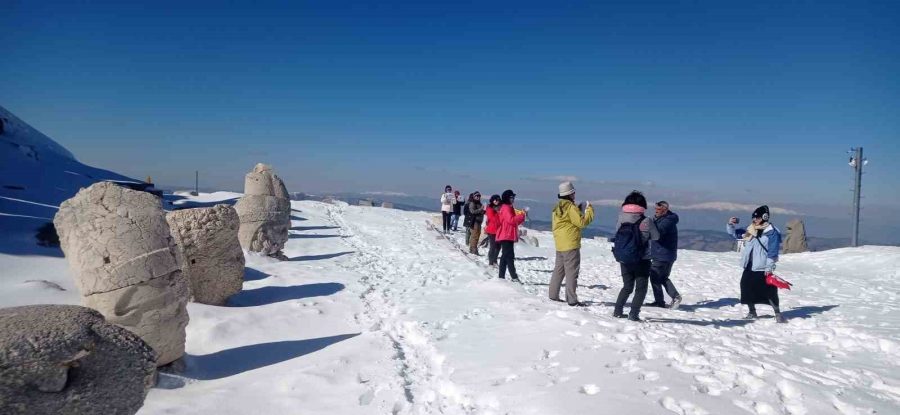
[291,192,894,252]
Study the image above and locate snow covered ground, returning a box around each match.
[2,196,899,415]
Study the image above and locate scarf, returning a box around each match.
[742,222,768,242]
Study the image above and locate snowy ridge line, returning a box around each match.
[324,204,483,413]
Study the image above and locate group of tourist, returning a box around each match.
[440,185,528,282]
[440,181,785,323]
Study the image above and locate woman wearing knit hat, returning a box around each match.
[726,205,786,323]
[496,189,526,281]
[612,191,660,321]
[484,195,502,266]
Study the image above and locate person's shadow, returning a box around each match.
[177,334,361,381]
[227,283,344,307]
[782,305,839,319]
[677,297,740,312]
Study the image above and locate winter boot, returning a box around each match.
[670,296,682,310]
[612,311,626,318]
[743,313,758,320]
[775,313,786,323]
[627,314,642,322]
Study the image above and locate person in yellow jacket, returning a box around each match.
[549,181,594,306]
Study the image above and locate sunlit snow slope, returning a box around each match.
[3,194,898,415]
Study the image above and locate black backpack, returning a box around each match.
[613,216,646,264]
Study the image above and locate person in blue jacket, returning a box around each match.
[648,201,682,309]
[726,205,785,323]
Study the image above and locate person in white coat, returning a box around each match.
[439,185,454,234]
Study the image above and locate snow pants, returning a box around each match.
[650,260,680,304]
[487,234,500,265]
[614,259,651,318]
[469,222,482,254]
[498,241,518,279]
[442,211,452,232]
[549,249,581,304]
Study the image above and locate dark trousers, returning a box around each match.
[650,261,680,304]
[614,260,651,318]
[487,234,500,265]
[442,212,451,232]
[498,241,518,279]
[549,249,581,304]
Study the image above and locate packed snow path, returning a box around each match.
[2,200,899,414]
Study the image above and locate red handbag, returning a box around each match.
[765,273,792,290]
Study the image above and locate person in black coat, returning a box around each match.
[648,201,682,309]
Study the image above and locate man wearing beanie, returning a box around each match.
[550,182,595,306]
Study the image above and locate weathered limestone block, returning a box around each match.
[234,195,291,255]
[0,305,156,415]
[235,163,292,256]
[54,182,189,365]
[244,163,290,199]
[166,205,245,305]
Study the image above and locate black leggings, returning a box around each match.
[442,211,451,232]
[487,234,500,265]
[498,241,518,279]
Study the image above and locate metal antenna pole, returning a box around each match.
[195,170,199,195]
[850,147,863,247]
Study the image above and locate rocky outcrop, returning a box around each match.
[53,182,189,365]
[167,205,245,305]
[0,305,156,415]
[234,164,291,257]
[782,219,809,254]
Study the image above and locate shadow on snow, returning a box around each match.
[288,233,344,239]
[227,283,345,307]
[783,305,839,319]
[243,267,271,282]
[288,251,354,262]
[290,225,341,231]
[179,334,360,381]
[677,297,741,312]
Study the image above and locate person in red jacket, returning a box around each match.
[483,194,502,266]
[496,189,526,281]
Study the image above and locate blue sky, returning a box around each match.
[3,0,898,207]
